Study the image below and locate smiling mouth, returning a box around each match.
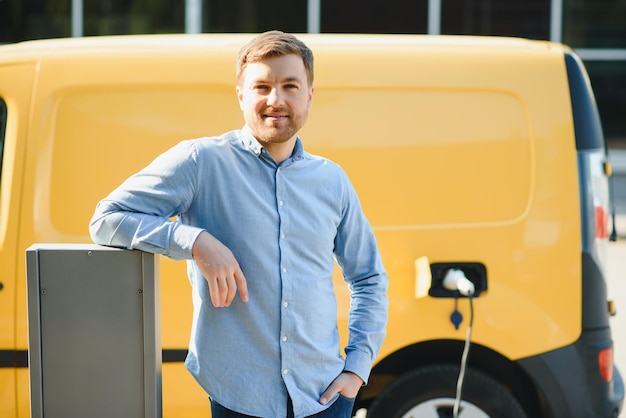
[263,107,290,120]
[263,114,288,121]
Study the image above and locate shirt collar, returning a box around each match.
[240,124,305,163]
[240,125,264,156]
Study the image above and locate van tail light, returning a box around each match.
[598,347,614,382]
[583,151,610,270]
[595,205,609,240]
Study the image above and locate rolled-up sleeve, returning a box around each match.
[89,140,205,260]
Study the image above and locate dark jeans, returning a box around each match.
[210,395,356,418]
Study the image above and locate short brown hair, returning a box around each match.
[236,30,314,86]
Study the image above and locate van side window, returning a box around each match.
[0,98,6,180]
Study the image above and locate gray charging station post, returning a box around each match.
[26,244,162,418]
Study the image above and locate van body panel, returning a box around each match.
[0,62,37,418]
[306,39,582,360]
[308,88,533,226]
[0,34,620,417]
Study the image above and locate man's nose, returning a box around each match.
[267,87,284,106]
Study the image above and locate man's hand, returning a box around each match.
[319,371,364,405]
[192,231,249,307]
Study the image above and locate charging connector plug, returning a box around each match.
[443,269,475,297]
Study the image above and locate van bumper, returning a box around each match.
[517,328,624,418]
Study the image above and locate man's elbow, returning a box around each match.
[89,213,108,245]
[88,202,116,245]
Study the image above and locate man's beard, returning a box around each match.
[256,122,297,144]
[253,108,307,144]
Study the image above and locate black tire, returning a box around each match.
[367,364,527,418]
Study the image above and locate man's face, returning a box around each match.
[237,54,313,146]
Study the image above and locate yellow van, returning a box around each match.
[0,34,623,417]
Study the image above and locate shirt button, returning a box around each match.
[280,233,285,240]
[282,336,288,342]
[279,200,284,206]
[282,268,287,273]
[283,369,289,375]
[283,301,289,308]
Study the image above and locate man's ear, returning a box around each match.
[308,86,314,109]
[236,85,244,110]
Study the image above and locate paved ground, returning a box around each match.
[601,162,624,418]
[608,218,626,417]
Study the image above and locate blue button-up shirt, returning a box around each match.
[89,126,388,418]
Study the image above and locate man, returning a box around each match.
[90,30,388,418]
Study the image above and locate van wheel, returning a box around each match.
[366,364,527,418]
